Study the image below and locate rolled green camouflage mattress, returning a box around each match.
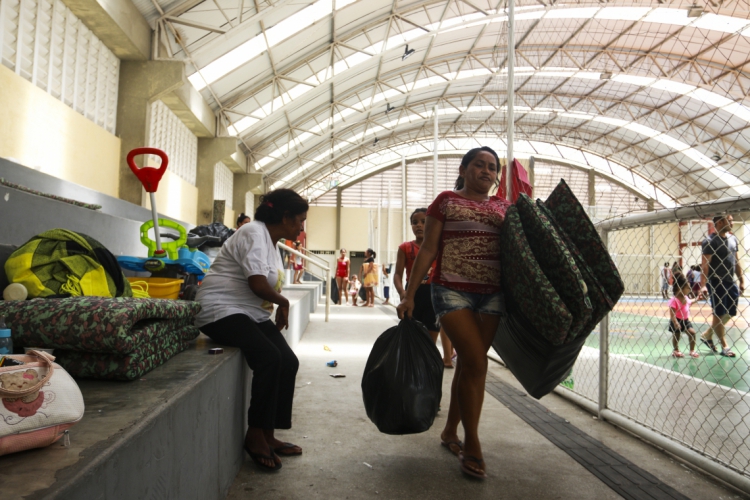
[52,326,196,381]
[500,206,572,345]
[0,297,201,354]
[515,194,592,342]
[536,200,613,339]
[545,179,624,303]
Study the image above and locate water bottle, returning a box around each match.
[0,316,12,355]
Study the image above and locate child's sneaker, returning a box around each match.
[672,350,684,358]
[689,351,699,358]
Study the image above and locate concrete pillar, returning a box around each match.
[232,172,263,216]
[60,0,151,60]
[116,60,184,204]
[196,137,239,225]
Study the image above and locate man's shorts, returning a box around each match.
[708,278,739,317]
[661,281,669,291]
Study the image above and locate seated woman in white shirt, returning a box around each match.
[195,189,308,472]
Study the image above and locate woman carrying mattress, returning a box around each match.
[397,147,510,480]
[195,189,308,472]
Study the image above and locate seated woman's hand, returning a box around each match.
[275,300,290,330]
[396,297,414,320]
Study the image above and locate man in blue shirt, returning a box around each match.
[699,215,745,357]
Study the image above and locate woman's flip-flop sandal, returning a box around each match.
[245,444,282,471]
[459,452,487,479]
[274,442,303,456]
[440,440,463,457]
[721,349,736,358]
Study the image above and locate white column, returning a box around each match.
[506,0,515,201]
[387,181,392,264]
[401,155,407,244]
[433,105,439,200]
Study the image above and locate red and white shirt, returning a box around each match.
[398,240,436,284]
[426,191,511,294]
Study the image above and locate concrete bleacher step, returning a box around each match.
[0,283,322,499]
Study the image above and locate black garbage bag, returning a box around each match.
[330,278,339,304]
[362,318,444,434]
[188,223,235,249]
[358,285,367,302]
[492,296,588,399]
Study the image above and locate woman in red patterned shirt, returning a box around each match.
[397,147,510,480]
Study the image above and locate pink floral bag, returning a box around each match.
[0,350,85,456]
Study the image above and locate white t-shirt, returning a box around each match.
[195,221,284,326]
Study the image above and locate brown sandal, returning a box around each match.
[459,453,487,479]
[440,440,463,456]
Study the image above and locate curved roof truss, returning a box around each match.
[134,0,750,203]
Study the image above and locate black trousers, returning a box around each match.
[200,314,299,429]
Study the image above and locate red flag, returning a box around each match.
[499,158,533,202]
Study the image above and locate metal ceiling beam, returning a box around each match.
[164,15,227,33]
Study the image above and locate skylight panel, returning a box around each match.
[229,116,259,136]
[690,88,734,108]
[595,7,651,21]
[653,134,689,152]
[193,35,268,90]
[644,8,691,26]
[545,7,599,19]
[649,79,695,95]
[624,122,659,138]
[514,10,545,21]
[722,102,750,122]
[265,0,333,47]
[593,116,629,127]
[335,0,357,9]
[611,74,656,87]
[692,14,750,34]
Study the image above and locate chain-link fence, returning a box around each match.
[559,195,750,489]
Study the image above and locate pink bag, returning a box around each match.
[0,350,85,456]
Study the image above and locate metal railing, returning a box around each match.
[553,193,750,494]
[277,241,330,322]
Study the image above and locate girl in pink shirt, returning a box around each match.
[669,278,699,358]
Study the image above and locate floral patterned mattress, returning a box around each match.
[0,297,201,380]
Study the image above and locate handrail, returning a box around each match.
[596,193,750,232]
[297,245,329,267]
[278,241,330,322]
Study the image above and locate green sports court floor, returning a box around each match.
[583,297,750,393]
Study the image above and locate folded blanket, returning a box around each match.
[0,297,201,354]
[53,326,197,380]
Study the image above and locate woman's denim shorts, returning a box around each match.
[431,284,505,321]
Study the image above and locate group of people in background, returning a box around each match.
[665,214,744,359]
[334,248,383,307]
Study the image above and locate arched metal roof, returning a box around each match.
[134,0,750,204]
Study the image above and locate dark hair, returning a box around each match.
[454,146,501,190]
[672,273,689,295]
[664,262,669,266]
[236,213,250,226]
[713,215,728,224]
[410,208,427,224]
[367,248,376,259]
[254,189,309,224]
